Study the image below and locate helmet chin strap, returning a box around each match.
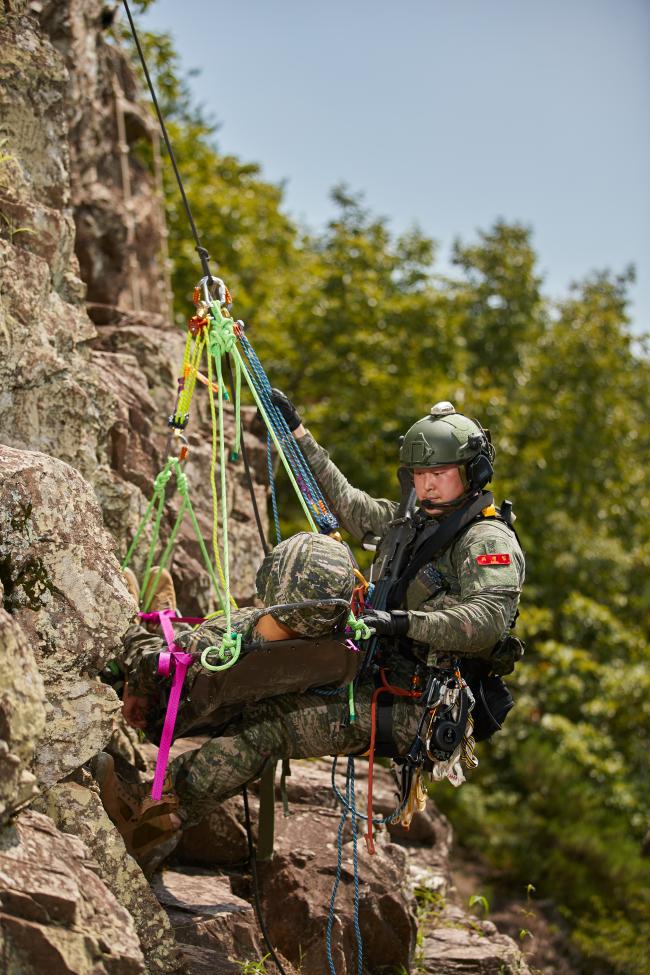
[420,489,479,514]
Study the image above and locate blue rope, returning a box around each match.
[326,757,363,975]
[330,755,410,825]
[349,759,363,975]
[312,685,347,697]
[243,345,325,514]
[267,432,282,543]
[237,333,338,533]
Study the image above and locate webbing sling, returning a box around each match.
[387,491,493,609]
[256,760,277,862]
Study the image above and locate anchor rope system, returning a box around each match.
[119,3,405,970]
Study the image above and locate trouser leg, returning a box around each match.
[171,683,421,827]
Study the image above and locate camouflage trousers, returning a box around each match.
[170,681,422,828]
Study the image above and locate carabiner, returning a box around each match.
[199,275,231,309]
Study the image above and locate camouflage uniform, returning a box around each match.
[298,430,525,667]
[118,532,422,827]
[118,429,525,826]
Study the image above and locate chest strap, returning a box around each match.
[388,491,493,609]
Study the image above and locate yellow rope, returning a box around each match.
[206,349,237,609]
[177,331,206,419]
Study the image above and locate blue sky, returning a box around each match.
[139,0,650,332]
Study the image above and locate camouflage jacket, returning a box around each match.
[299,430,525,667]
[118,609,258,699]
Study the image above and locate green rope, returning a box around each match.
[347,613,373,642]
[200,630,242,672]
[206,346,233,604]
[121,456,228,614]
[141,496,187,612]
[140,471,172,600]
[176,468,228,613]
[193,303,243,672]
[121,460,174,572]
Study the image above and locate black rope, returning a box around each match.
[121,0,213,281]
[226,356,269,555]
[242,785,289,975]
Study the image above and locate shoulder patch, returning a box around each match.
[476,553,511,566]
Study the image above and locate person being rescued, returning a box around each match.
[98,400,525,874]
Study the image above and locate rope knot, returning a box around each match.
[208,306,237,358]
[200,631,242,672]
[347,613,372,642]
[154,468,172,492]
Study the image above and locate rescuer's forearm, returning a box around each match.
[298,429,397,540]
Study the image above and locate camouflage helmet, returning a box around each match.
[255,532,354,637]
[399,402,494,489]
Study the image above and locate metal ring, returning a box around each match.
[199,274,227,307]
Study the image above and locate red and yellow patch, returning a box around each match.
[476,553,511,566]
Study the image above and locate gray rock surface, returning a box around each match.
[0,444,131,786]
[153,868,263,974]
[420,902,532,974]
[0,808,144,975]
[33,774,183,975]
[0,603,45,824]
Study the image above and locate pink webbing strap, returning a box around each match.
[139,609,202,801]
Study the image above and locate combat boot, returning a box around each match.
[95,752,181,876]
[143,565,177,614]
[122,567,142,626]
[123,567,140,604]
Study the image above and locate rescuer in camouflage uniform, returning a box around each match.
[272,393,525,674]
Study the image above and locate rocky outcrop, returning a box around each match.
[0,2,267,615]
[151,758,530,975]
[0,809,144,974]
[0,2,270,969]
[153,869,264,975]
[33,773,182,975]
[0,445,132,787]
[0,603,45,824]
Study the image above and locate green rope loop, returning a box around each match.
[200,631,242,672]
[347,613,373,642]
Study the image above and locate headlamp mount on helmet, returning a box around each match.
[399,402,495,495]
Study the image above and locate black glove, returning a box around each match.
[489,634,525,676]
[270,388,302,432]
[361,609,410,638]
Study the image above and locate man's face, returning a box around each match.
[413,465,466,515]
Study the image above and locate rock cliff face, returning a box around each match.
[0,4,533,974]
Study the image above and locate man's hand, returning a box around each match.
[122,681,150,730]
[360,609,410,638]
[270,388,302,432]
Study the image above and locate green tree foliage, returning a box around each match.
[117,15,650,972]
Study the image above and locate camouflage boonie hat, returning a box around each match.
[255,532,354,637]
